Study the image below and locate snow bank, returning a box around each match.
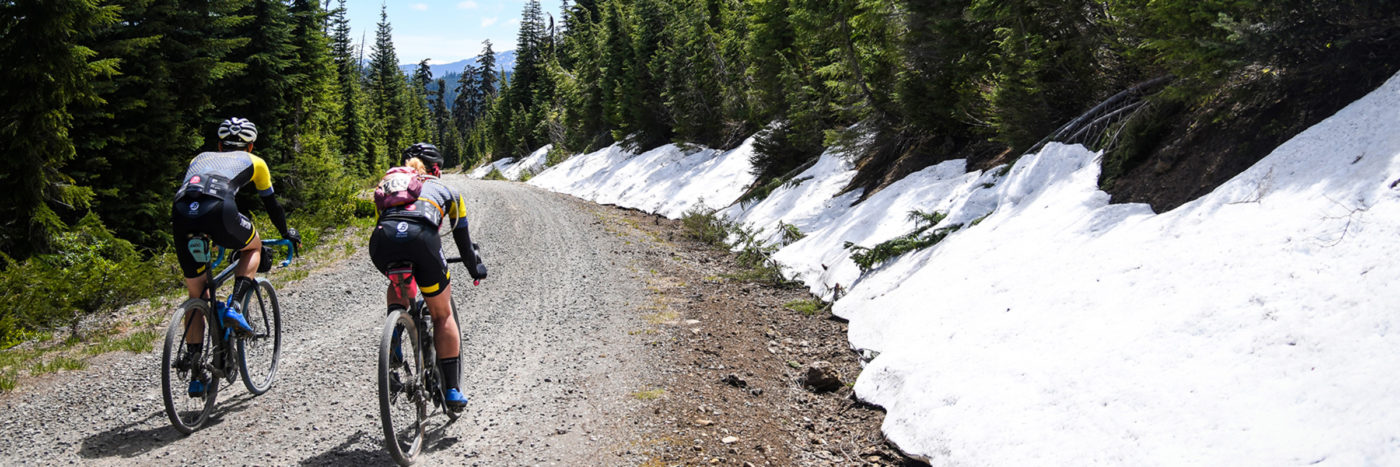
[837,73,1400,464]
[528,138,759,218]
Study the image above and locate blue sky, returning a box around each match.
[340,0,563,65]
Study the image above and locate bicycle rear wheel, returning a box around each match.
[238,277,282,395]
[161,299,220,434]
[379,309,426,465]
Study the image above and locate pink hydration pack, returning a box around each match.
[373,167,424,211]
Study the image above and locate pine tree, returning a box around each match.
[478,40,498,99]
[368,5,409,169]
[329,0,367,172]
[67,0,251,249]
[0,0,119,258]
[220,0,298,164]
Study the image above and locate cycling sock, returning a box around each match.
[438,357,460,390]
[230,277,257,308]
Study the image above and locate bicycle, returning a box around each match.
[378,256,474,465]
[160,237,296,434]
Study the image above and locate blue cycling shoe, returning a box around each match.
[222,306,254,337]
[188,379,207,398]
[444,388,467,410]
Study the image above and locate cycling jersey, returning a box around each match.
[171,151,280,278]
[175,151,274,200]
[369,174,484,295]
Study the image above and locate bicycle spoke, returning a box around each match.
[238,279,282,395]
[162,302,219,434]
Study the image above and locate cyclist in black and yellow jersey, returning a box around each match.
[369,142,486,410]
[171,117,300,397]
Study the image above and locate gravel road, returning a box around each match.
[0,176,661,465]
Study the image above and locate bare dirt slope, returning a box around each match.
[0,176,909,465]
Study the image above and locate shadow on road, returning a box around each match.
[77,391,259,460]
[298,429,393,466]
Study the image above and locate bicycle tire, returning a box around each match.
[379,309,426,466]
[238,277,282,395]
[161,299,220,434]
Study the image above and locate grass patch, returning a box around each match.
[628,329,659,336]
[517,168,535,182]
[784,299,828,316]
[644,310,679,324]
[0,370,14,392]
[31,356,87,375]
[632,387,666,400]
[84,330,160,355]
[484,167,507,181]
[846,210,962,273]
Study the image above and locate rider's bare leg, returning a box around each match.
[183,276,209,345]
[423,285,460,359]
[183,233,262,344]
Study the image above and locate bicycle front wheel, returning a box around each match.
[161,299,220,434]
[379,309,426,465]
[238,277,282,395]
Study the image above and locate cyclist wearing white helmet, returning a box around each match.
[170,118,300,397]
[368,142,486,410]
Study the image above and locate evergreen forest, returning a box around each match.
[1,0,1397,346]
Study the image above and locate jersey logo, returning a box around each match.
[191,175,202,184]
[395,221,409,238]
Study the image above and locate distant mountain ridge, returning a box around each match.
[398,50,516,78]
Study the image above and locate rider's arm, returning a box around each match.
[251,155,299,244]
[448,193,487,280]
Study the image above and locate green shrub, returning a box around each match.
[484,167,508,181]
[0,214,169,344]
[518,168,535,182]
[778,221,805,245]
[727,223,801,287]
[846,210,962,273]
[680,204,731,247]
[545,145,571,167]
[353,197,378,219]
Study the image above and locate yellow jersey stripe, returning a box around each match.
[250,154,273,193]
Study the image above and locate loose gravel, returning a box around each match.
[0,176,660,466]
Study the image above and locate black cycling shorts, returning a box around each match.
[369,219,450,297]
[172,195,256,278]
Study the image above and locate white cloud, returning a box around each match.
[411,3,428,11]
[481,17,498,27]
[507,18,520,26]
[457,0,478,9]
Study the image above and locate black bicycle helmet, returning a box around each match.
[217,117,258,148]
[403,142,443,167]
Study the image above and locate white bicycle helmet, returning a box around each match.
[217,117,258,147]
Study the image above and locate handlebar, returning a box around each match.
[263,239,297,268]
[443,257,480,285]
